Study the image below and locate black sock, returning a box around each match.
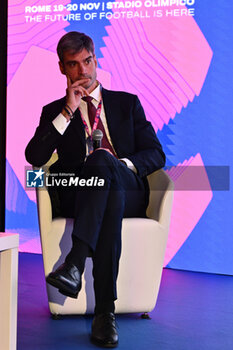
[94,301,115,315]
[65,236,91,274]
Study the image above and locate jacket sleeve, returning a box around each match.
[127,96,166,177]
[25,105,63,167]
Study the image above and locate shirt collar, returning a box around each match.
[89,82,101,102]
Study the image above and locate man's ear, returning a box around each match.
[93,54,97,68]
[59,61,65,75]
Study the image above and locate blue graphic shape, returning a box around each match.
[164,0,233,275]
[5,160,39,231]
[66,0,112,61]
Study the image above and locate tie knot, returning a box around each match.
[82,96,93,103]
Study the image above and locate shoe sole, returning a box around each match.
[46,276,80,299]
[91,336,118,348]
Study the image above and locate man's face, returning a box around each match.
[59,48,98,92]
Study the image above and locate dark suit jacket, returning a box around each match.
[25,87,165,179]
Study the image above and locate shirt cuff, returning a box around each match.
[52,113,71,135]
[120,158,137,174]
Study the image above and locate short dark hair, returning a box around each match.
[57,31,95,62]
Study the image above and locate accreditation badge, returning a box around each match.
[86,135,94,155]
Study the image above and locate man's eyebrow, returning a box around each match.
[66,56,93,64]
[66,60,77,64]
[84,55,93,61]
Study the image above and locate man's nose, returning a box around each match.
[78,64,87,75]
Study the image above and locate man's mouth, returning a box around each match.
[79,76,91,80]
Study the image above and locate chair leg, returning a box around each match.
[140,312,151,320]
[51,314,62,320]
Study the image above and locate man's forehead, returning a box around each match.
[63,48,94,62]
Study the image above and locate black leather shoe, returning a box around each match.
[91,313,118,348]
[46,262,82,299]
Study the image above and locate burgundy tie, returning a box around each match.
[82,97,117,157]
[82,96,96,128]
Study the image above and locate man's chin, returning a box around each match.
[82,81,91,88]
[85,80,98,92]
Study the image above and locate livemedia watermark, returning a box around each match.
[25,168,105,189]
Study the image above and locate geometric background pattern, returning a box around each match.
[6,0,233,275]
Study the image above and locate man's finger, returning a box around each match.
[72,86,89,97]
[66,75,72,88]
[71,78,90,88]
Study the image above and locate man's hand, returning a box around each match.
[62,76,89,121]
[66,76,90,110]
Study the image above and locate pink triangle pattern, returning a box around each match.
[164,153,213,266]
[98,1,213,131]
[8,0,71,84]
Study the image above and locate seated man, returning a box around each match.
[25,31,165,348]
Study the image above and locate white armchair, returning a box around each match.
[36,153,173,315]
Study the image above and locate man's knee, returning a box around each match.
[80,150,118,181]
[85,149,116,167]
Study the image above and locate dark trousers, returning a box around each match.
[63,150,148,308]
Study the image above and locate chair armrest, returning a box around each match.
[36,185,53,236]
[146,169,174,230]
[35,153,58,236]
